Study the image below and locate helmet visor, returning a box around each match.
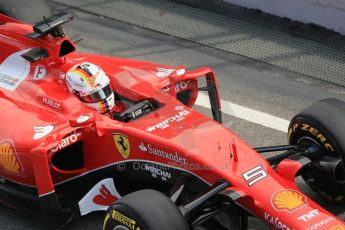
[80,84,113,103]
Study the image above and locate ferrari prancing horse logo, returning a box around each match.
[113,133,130,159]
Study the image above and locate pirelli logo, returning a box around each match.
[111,210,139,230]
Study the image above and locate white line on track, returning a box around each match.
[195,93,290,133]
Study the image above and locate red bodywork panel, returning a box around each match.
[0,13,343,229]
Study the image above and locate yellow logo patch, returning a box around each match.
[272,189,308,213]
[113,133,130,159]
[329,225,345,230]
[0,139,24,176]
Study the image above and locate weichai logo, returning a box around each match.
[145,106,189,132]
[271,189,308,213]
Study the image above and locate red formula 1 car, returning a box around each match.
[0,12,344,230]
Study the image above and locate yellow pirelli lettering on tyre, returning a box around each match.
[289,123,335,152]
[288,123,299,142]
[111,210,140,230]
[103,213,110,230]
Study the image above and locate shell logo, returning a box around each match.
[329,225,345,230]
[271,189,308,213]
[0,139,24,176]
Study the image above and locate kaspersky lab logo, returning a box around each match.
[139,141,186,164]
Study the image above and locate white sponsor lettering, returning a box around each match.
[306,217,335,230]
[0,74,18,87]
[298,209,319,222]
[139,142,186,164]
[51,132,82,153]
[175,81,188,93]
[148,144,186,164]
[146,109,189,132]
[264,212,292,230]
[0,49,31,91]
[33,125,55,140]
[143,164,171,181]
[42,97,62,110]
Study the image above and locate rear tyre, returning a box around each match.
[103,189,190,230]
[288,98,345,203]
[0,0,52,24]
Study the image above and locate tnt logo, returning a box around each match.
[297,209,319,222]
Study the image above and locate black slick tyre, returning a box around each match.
[103,189,190,230]
[288,98,345,203]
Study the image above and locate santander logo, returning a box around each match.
[139,141,187,164]
[139,141,148,152]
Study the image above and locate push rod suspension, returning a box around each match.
[254,145,299,153]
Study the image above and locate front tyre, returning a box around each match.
[103,189,190,230]
[288,98,345,203]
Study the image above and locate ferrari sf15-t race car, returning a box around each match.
[0,11,344,230]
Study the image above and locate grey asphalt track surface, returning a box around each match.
[1,6,345,230]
